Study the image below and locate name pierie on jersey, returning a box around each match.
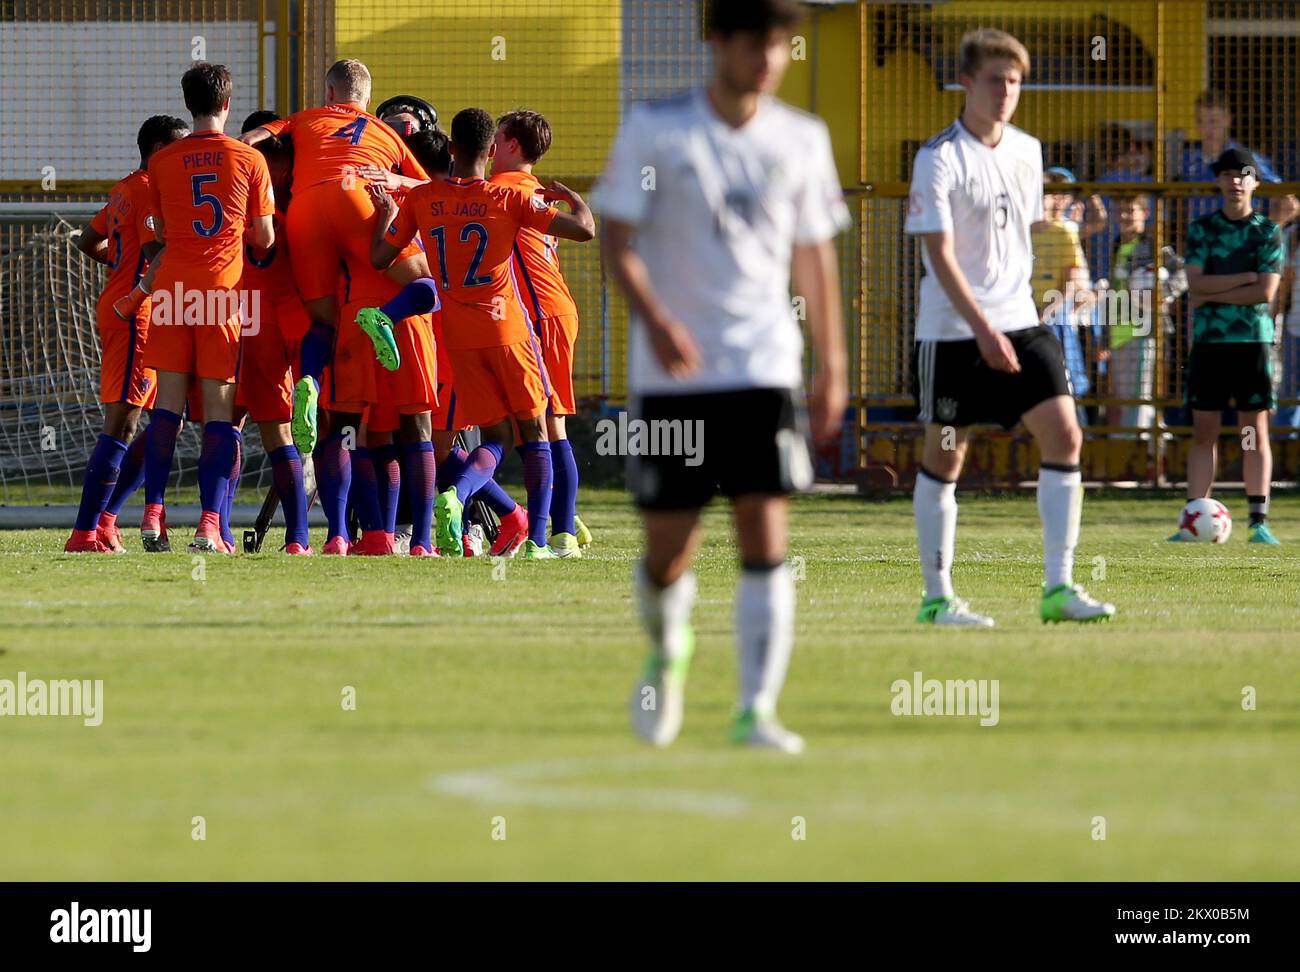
[182,150,224,170]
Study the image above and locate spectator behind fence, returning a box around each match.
[1102,194,1188,435]
[1033,168,1096,426]
[1089,123,1153,283]
[1178,90,1296,227]
[1278,225,1300,432]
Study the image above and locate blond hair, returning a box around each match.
[324,58,371,105]
[959,29,1030,79]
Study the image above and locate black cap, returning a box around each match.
[1211,146,1256,175]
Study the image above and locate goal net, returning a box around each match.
[0,211,272,505]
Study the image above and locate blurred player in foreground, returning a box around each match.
[594,0,849,752]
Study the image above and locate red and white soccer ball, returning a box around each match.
[1178,497,1232,543]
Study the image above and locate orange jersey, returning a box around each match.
[260,105,427,192]
[389,176,557,350]
[490,169,578,320]
[147,131,274,291]
[239,211,298,306]
[90,170,157,313]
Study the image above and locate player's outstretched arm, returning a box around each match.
[75,222,110,264]
[239,126,274,147]
[601,217,699,377]
[356,164,427,192]
[792,239,847,445]
[540,181,596,242]
[367,183,405,270]
[920,231,1020,374]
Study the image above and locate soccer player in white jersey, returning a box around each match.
[594,0,850,753]
[905,29,1115,626]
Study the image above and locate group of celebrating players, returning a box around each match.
[66,57,594,560]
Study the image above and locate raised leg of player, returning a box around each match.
[1022,396,1115,622]
[1241,410,1278,543]
[515,417,552,556]
[190,378,239,554]
[914,424,992,626]
[398,413,436,557]
[441,435,508,556]
[261,421,311,554]
[314,424,355,554]
[547,415,581,558]
[730,495,803,754]
[632,511,702,747]
[140,372,189,552]
[291,295,339,454]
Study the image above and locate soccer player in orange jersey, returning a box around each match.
[239,59,430,456]
[139,63,275,554]
[490,109,590,557]
[232,112,312,554]
[370,107,595,558]
[64,115,190,554]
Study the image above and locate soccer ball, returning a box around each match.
[1178,498,1232,543]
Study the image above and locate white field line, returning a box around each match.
[427,754,753,818]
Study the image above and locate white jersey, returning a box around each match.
[904,118,1044,341]
[592,89,851,395]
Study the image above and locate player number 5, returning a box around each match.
[190,173,225,237]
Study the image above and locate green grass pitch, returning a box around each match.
[2,490,1297,880]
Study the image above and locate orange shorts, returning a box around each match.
[286,182,424,303]
[449,337,549,429]
[385,312,438,408]
[535,313,579,416]
[142,283,244,383]
[97,302,157,408]
[236,298,310,423]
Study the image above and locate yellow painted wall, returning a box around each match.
[333,0,621,182]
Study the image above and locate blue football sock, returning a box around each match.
[351,447,384,534]
[380,278,440,321]
[517,441,553,546]
[105,431,147,516]
[270,444,310,548]
[197,421,238,516]
[299,322,335,387]
[549,437,578,537]
[452,441,503,504]
[404,440,436,551]
[143,408,182,506]
[74,433,128,531]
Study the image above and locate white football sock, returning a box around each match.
[635,562,696,662]
[914,468,956,600]
[1038,464,1082,589]
[737,561,795,715]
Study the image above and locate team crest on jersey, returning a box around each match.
[936,397,958,421]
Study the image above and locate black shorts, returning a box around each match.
[1185,341,1276,413]
[911,326,1073,429]
[628,387,813,511]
